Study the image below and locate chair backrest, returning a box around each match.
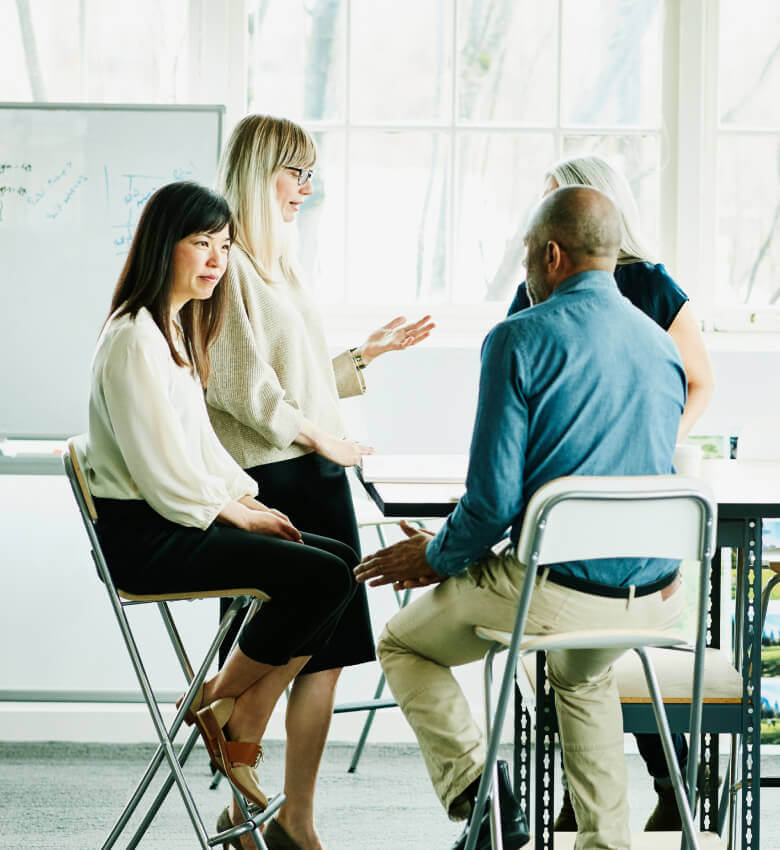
[515,474,717,569]
[64,436,98,523]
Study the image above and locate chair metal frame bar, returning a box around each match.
[464,482,717,850]
[63,449,278,849]
[341,519,425,773]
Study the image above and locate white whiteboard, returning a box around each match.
[0,103,224,438]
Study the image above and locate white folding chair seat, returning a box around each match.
[466,475,718,850]
[63,438,281,850]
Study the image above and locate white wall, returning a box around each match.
[1,337,778,743]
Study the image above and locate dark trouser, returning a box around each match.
[95,496,357,665]
[635,732,689,782]
[219,452,375,673]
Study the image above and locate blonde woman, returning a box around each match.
[509,154,715,833]
[207,114,434,850]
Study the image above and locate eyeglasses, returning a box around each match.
[284,166,315,186]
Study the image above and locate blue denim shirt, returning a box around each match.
[426,270,686,585]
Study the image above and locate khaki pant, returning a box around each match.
[377,549,685,850]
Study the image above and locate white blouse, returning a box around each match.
[84,307,258,530]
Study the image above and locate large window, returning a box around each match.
[248,0,666,312]
[4,0,778,328]
[715,0,779,318]
[2,0,192,103]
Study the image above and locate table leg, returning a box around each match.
[740,518,762,850]
[534,652,555,850]
[513,684,532,824]
[702,548,721,833]
[700,731,719,831]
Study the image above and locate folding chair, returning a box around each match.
[63,437,283,849]
[466,475,717,850]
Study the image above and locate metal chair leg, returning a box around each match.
[484,645,503,850]
[345,518,424,772]
[636,648,700,850]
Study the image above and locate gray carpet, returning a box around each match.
[0,740,776,849]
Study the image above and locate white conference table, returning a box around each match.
[358,457,780,850]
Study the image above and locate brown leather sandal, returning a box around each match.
[190,698,235,768]
[200,707,268,810]
[176,681,206,726]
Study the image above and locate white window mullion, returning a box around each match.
[343,0,352,305]
[675,0,719,324]
[448,0,458,306]
[554,0,564,159]
[659,0,680,278]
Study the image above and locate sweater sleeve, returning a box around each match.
[206,263,305,451]
[101,330,238,529]
[332,350,366,398]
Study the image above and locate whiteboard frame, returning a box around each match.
[0,101,226,447]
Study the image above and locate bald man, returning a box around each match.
[355,187,688,850]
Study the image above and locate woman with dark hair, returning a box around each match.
[82,181,357,837]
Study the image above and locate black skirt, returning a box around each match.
[94,497,358,666]
[220,451,376,674]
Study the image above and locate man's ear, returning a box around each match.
[545,240,563,273]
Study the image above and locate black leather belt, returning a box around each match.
[543,568,679,599]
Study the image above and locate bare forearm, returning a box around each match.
[217,500,254,530]
[678,380,714,441]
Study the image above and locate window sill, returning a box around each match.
[322,304,780,352]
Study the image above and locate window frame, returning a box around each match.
[203,0,778,341]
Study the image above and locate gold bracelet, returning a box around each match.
[349,347,367,369]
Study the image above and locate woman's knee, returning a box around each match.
[307,552,356,608]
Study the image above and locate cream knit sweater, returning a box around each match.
[206,244,365,469]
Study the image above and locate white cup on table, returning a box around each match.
[673,443,703,477]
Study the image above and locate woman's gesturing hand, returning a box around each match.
[359,314,435,365]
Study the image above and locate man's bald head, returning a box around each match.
[524,186,621,304]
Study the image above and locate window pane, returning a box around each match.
[562,134,661,259]
[716,135,780,306]
[347,132,450,304]
[1,0,33,99]
[248,0,346,121]
[350,0,453,123]
[1,0,80,101]
[298,131,347,302]
[453,133,555,304]
[457,0,557,125]
[719,0,780,128]
[85,1,190,102]
[560,0,661,127]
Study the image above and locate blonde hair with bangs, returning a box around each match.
[217,114,317,283]
[545,154,654,265]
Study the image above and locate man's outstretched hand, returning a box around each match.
[354,520,444,590]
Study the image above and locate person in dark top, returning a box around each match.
[508,154,715,832]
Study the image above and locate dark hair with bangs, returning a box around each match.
[107,181,234,385]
